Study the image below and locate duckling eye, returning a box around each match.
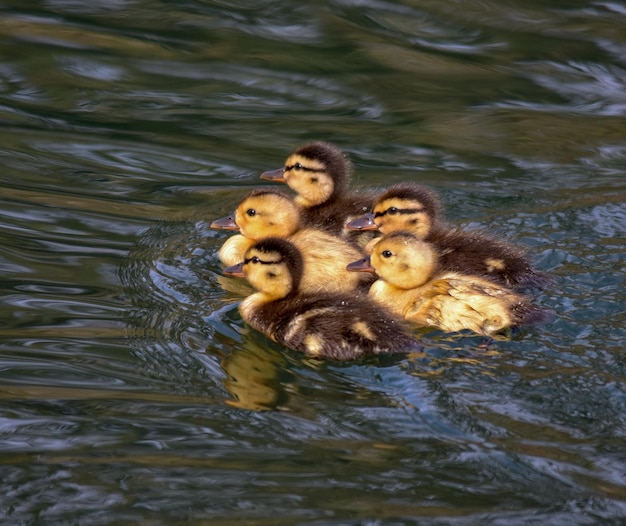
[294,162,303,170]
[382,250,393,258]
[250,256,260,264]
[387,207,398,215]
[246,208,256,217]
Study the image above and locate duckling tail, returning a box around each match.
[514,303,554,326]
[517,270,554,290]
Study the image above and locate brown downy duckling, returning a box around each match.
[211,188,373,293]
[223,237,421,360]
[260,141,376,239]
[346,182,551,290]
[347,231,551,336]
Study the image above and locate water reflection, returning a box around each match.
[220,340,289,411]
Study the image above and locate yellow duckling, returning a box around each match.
[211,188,373,294]
[347,231,551,336]
[260,141,376,238]
[347,182,551,290]
[223,237,421,360]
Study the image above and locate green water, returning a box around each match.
[1,1,625,524]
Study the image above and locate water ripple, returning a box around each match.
[0,0,625,522]
[502,61,626,116]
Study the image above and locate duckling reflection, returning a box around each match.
[224,237,421,360]
[347,231,551,336]
[347,182,552,290]
[211,188,373,294]
[220,342,289,411]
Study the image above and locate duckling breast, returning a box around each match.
[218,234,254,266]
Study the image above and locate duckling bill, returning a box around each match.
[210,215,239,230]
[224,237,421,360]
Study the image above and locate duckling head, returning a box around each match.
[261,141,351,208]
[224,237,303,300]
[233,189,300,239]
[369,231,438,289]
[369,183,442,238]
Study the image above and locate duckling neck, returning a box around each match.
[240,292,276,322]
[409,218,433,240]
[293,180,338,209]
[294,194,322,209]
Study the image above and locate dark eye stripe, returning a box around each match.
[285,163,325,173]
[244,256,280,265]
[374,207,424,218]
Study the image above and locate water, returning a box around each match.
[1,0,625,523]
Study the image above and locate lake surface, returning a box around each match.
[1,0,625,524]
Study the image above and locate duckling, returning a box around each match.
[211,188,373,294]
[260,141,376,238]
[223,237,421,360]
[347,231,551,336]
[346,182,551,290]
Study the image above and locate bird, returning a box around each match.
[347,231,551,336]
[222,237,421,360]
[346,182,552,290]
[260,141,376,240]
[211,188,374,294]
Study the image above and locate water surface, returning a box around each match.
[1,0,625,524]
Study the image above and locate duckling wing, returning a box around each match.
[443,276,512,300]
[269,295,420,360]
[431,227,552,290]
[403,276,513,335]
[403,273,551,336]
